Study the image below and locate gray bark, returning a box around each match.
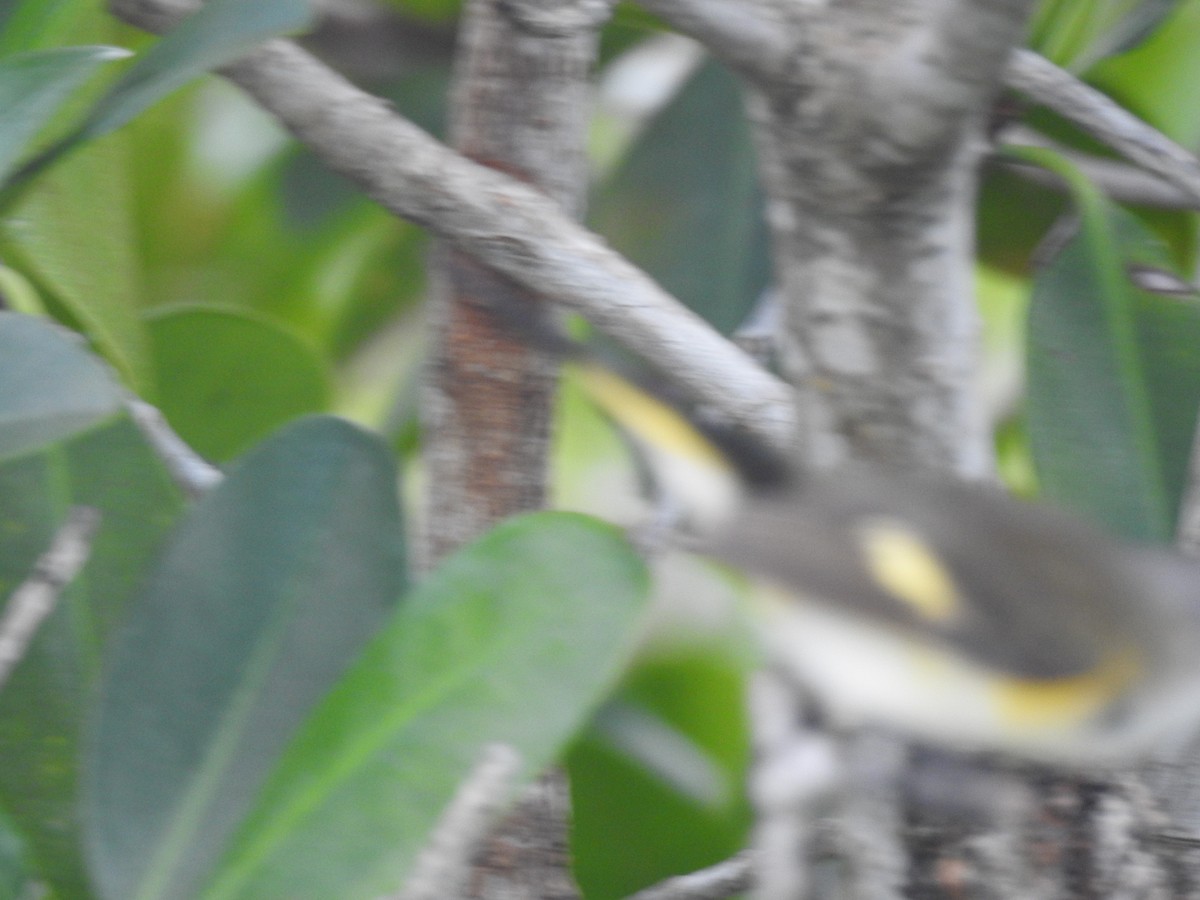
[110,0,796,461]
[420,0,606,566]
[423,3,609,898]
[740,0,1030,476]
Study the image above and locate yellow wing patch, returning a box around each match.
[857,517,961,623]
[995,650,1140,730]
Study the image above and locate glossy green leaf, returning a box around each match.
[84,416,406,900]
[0,46,129,186]
[0,316,182,894]
[0,0,79,55]
[590,60,768,336]
[569,650,751,898]
[2,0,312,198]
[73,0,312,146]
[205,512,648,900]
[1030,0,1177,69]
[1089,0,1200,147]
[1022,149,1200,540]
[146,305,331,462]
[1,131,152,392]
[0,311,122,462]
[0,416,183,897]
[0,807,35,900]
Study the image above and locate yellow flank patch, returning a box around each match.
[995,651,1139,730]
[857,518,961,622]
[577,365,730,469]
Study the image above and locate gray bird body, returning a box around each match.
[705,466,1200,763]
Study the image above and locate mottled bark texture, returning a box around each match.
[736,3,1189,897]
[424,2,610,898]
[744,0,1031,476]
[420,0,608,566]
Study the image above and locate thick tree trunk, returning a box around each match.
[421,1,611,897]
[744,0,1031,477]
[421,0,605,566]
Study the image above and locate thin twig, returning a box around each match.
[1005,49,1200,206]
[391,744,522,900]
[109,0,796,459]
[0,507,102,692]
[623,852,754,900]
[124,396,223,498]
[1176,412,1200,558]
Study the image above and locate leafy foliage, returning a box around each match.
[1022,148,1200,540]
[2,0,1200,897]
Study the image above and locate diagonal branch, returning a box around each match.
[624,851,754,900]
[0,507,101,692]
[125,395,223,498]
[1005,49,1200,206]
[392,744,522,900]
[109,0,795,458]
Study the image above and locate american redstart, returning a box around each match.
[565,341,1200,766]
[704,465,1200,766]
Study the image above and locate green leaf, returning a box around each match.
[0,311,122,462]
[0,46,130,187]
[569,650,752,898]
[205,512,648,900]
[74,0,312,145]
[1030,0,1176,69]
[146,305,331,462]
[0,806,37,900]
[1,131,152,392]
[1089,0,1200,147]
[590,60,768,336]
[0,3,153,392]
[84,416,406,900]
[0,315,181,893]
[0,0,79,56]
[0,416,183,897]
[0,264,48,315]
[1021,148,1200,540]
[3,0,313,196]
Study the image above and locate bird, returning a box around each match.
[704,464,1200,766]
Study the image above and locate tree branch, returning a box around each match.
[0,507,101,692]
[1004,49,1200,207]
[109,0,795,460]
[633,0,796,82]
[124,396,223,498]
[1176,415,1200,557]
[421,2,608,896]
[624,851,754,900]
[637,2,1200,214]
[420,0,608,566]
[741,0,1037,475]
[392,744,522,900]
